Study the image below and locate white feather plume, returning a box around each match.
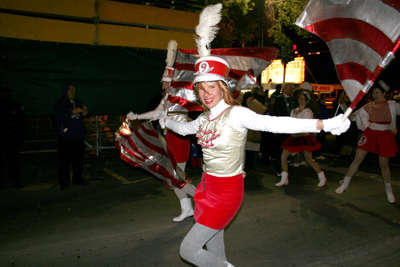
[166,40,178,67]
[195,3,223,57]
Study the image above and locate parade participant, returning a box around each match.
[335,82,400,203]
[276,90,327,187]
[126,40,196,222]
[157,4,350,266]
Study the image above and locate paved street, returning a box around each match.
[1,138,400,267]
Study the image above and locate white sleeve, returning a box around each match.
[354,108,369,131]
[137,98,164,120]
[229,106,319,134]
[165,115,201,136]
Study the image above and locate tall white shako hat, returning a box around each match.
[193,3,229,86]
[161,40,178,82]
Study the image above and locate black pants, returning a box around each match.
[260,131,275,164]
[0,140,23,187]
[57,135,85,186]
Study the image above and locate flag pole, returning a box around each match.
[341,38,400,122]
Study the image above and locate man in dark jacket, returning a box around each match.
[271,82,293,174]
[53,84,90,189]
[0,84,27,189]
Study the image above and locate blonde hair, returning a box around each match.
[194,80,239,110]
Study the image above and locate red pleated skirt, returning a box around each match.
[281,134,322,153]
[165,131,190,163]
[194,173,244,230]
[358,127,398,158]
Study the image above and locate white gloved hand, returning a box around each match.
[323,114,351,135]
[151,110,165,121]
[159,116,169,129]
[126,112,138,120]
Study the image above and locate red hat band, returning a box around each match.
[162,67,174,82]
[194,56,230,85]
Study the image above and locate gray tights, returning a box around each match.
[180,223,228,267]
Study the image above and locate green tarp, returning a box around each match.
[0,38,166,115]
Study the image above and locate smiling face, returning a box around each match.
[298,94,309,108]
[372,87,386,102]
[198,81,224,109]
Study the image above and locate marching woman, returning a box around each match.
[158,5,350,266]
[335,82,400,203]
[160,59,349,267]
[127,40,196,222]
[276,90,327,187]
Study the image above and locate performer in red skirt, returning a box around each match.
[159,5,350,266]
[336,82,400,203]
[276,90,327,187]
[127,40,196,222]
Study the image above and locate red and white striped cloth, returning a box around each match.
[166,47,278,112]
[116,47,278,184]
[296,0,400,110]
[115,120,186,190]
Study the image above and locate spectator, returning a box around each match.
[0,84,27,189]
[260,94,277,164]
[53,84,90,190]
[314,96,329,160]
[252,86,267,105]
[271,82,293,175]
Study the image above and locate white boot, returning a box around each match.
[384,182,395,203]
[173,198,194,222]
[223,261,235,267]
[335,176,352,194]
[275,172,288,187]
[317,171,326,187]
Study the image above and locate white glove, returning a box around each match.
[323,114,351,135]
[151,110,166,121]
[159,116,169,129]
[126,112,138,120]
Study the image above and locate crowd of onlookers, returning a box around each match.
[238,82,400,172]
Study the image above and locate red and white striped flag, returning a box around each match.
[296,0,400,116]
[166,47,278,112]
[115,121,186,190]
